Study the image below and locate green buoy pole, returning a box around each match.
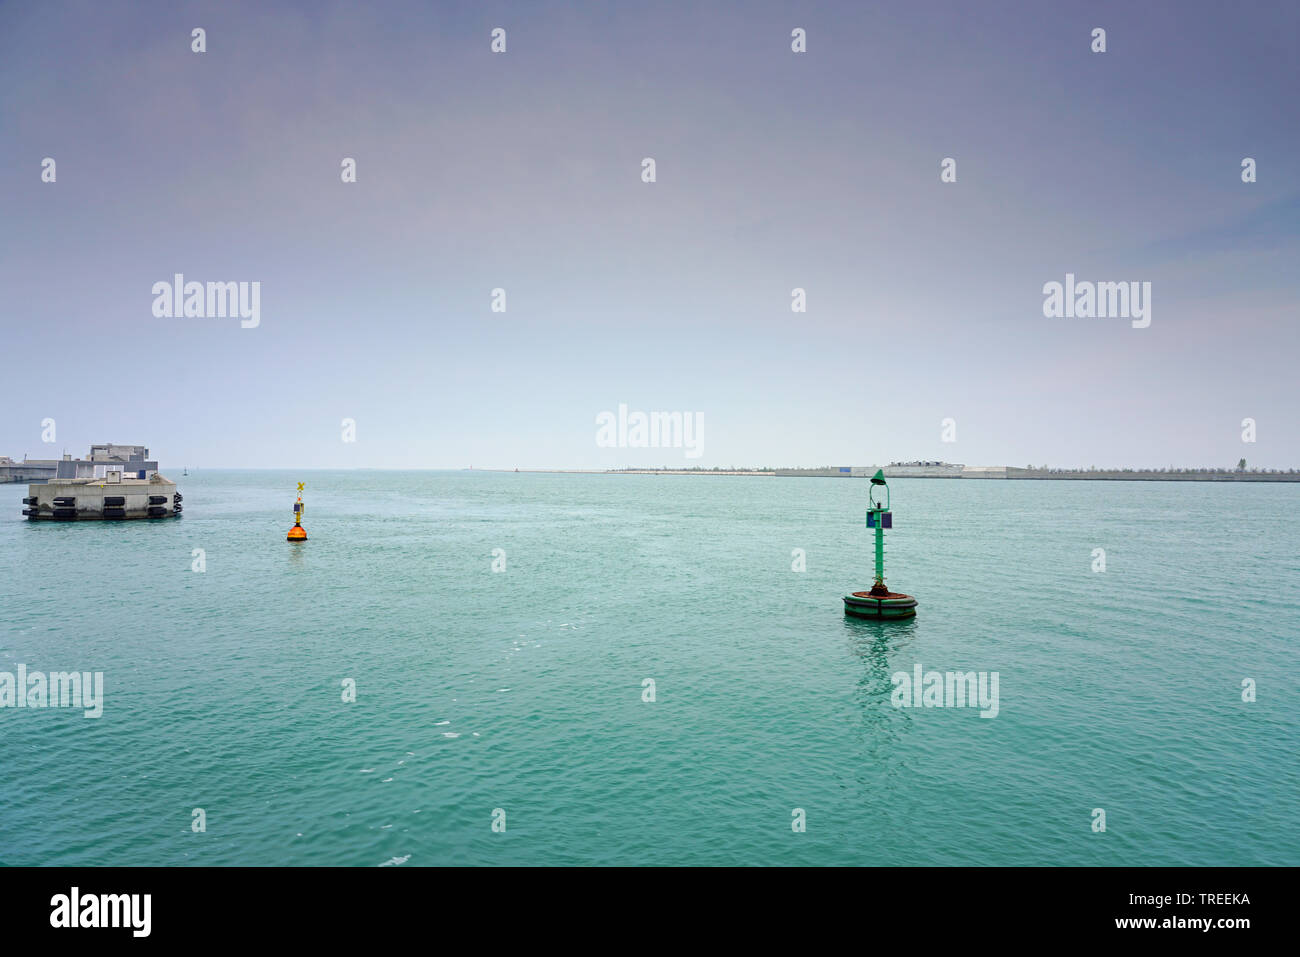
[873,507,885,589]
[867,469,890,595]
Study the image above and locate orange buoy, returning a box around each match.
[287,482,307,542]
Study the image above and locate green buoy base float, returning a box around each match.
[843,585,917,619]
[843,469,917,619]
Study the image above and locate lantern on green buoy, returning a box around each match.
[843,469,917,619]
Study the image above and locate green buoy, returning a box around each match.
[843,469,917,619]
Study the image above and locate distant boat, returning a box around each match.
[183,466,188,476]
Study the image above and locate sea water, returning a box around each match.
[1,471,1296,865]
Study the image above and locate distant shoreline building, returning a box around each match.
[0,444,159,484]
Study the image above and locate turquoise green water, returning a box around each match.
[1,471,1297,866]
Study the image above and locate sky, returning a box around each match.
[1,0,1297,470]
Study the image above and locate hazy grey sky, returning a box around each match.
[2,1,1297,469]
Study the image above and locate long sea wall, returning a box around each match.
[770,466,1298,482]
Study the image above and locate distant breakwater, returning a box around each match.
[468,467,1300,482]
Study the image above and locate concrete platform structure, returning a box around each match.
[22,471,181,521]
